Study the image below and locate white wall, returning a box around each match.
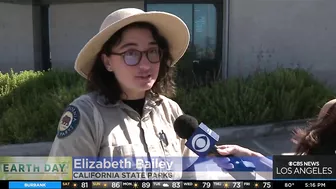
[49,1,144,70]
[228,0,336,87]
[0,3,35,73]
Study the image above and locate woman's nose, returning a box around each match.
[138,54,151,70]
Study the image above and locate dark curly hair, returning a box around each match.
[293,100,336,155]
[86,22,176,104]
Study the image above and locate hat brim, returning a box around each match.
[74,12,190,79]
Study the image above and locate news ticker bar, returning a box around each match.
[3,180,336,189]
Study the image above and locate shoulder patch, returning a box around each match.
[57,105,80,138]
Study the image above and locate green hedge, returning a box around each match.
[175,68,335,126]
[0,68,334,144]
[0,70,85,144]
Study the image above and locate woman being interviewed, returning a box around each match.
[49,8,192,158]
[49,8,262,179]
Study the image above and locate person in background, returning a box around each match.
[293,99,336,155]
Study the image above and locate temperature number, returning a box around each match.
[285,183,294,187]
[142,182,151,188]
[263,182,271,188]
[202,182,211,188]
[81,182,88,188]
[233,182,241,188]
[111,182,121,188]
[172,182,181,188]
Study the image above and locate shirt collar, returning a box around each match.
[95,91,163,114]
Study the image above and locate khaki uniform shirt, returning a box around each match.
[49,92,197,179]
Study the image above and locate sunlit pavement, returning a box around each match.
[218,131,295,156]
[0,129,296,156]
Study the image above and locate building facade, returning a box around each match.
[1,0,336,87]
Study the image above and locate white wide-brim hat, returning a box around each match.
[74,8,190,79]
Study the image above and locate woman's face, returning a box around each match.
[103,27,161,99]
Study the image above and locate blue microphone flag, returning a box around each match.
[185,122,219,156]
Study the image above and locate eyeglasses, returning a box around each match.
[111,48,162,66]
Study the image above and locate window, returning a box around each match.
[146,1,222,61]
[146,0,224,84]
[193,4,217,59]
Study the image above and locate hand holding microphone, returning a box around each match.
[173,114,262,180]
[216,145,264,157]
[212,145,266,172]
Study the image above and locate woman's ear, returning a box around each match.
[101,54,113,72]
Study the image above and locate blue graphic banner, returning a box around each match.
[9,181,61,189]
[72,156,273,172]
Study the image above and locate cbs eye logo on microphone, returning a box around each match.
[185,123,219,156]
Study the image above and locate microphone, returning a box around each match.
[173,114,221,156]
[173,114,257,179]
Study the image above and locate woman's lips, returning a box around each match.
[136,74,151,80]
